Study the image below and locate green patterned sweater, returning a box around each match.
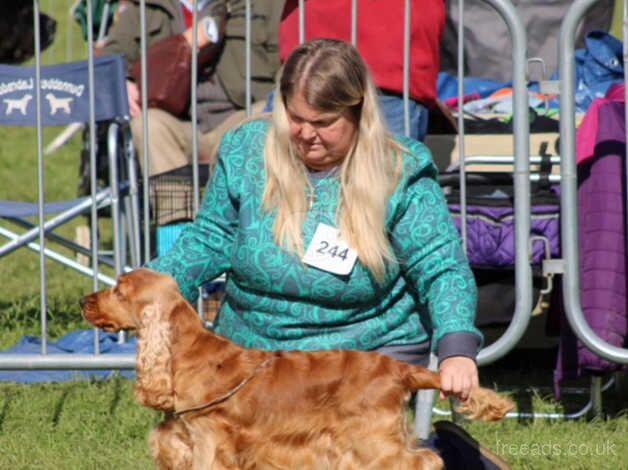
[148,119,481,353]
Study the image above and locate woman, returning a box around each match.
[148,38,506,468]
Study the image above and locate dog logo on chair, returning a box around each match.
[45,93,74,115]
[3,94,32,115]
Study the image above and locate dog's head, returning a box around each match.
[80,268,180,332]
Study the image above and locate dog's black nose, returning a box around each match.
[79,296,87,309]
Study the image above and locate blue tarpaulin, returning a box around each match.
[0,329,136,383]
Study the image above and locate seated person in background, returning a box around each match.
[278,0,444,141]
[147,38,508,469]
[97,0,284,176]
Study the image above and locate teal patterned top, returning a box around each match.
[148,119,481,352]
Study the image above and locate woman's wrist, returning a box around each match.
[437,332,480,364]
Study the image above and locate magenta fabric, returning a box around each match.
[576,82,625,165]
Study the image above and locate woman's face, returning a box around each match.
[285,89,358,171]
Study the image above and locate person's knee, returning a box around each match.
[199,102,267,164]
[130,108,174,146]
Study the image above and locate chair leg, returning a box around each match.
[75,224,90,266]
[589,375,603,419]
[415,353,439,439]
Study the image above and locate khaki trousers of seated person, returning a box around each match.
[130,103,267,177]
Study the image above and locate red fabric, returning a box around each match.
[278,0,445,106]
[181,3,193,28]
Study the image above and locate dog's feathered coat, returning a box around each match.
[81,268,513,469]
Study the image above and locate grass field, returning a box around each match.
[0,2,627,469]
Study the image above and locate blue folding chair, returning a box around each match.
[0,54,141,283]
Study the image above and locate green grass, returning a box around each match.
[0,378,157,469]
[0,374,626,470]
[438,348,628,469]
[0,1,627,469]
[466,416,628,470]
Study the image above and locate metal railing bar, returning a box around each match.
[245,0,252,116]
[191,3,200,215]
[0,355,135,370]
[475,0,532,366]
[402,0,410,137]
[350,0,358,46]
[298,0,305,44]
[140,0,150,263]
[33,0,48,355]
[457,0,468,252]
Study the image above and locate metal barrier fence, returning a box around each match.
[0,0,626,414]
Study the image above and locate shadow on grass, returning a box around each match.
[0,389,14,433]
[52,383,76,428]
[109,374,124,416]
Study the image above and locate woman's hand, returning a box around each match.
[438,356,479,401]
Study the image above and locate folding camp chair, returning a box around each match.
[0,54,141,283]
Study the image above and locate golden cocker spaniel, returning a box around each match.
[81,268,513,470]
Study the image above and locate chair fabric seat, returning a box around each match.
[0,198,92,218]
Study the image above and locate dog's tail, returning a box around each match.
[455,387,514,422]
[404,366,514,422]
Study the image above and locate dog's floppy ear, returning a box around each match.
[134,303,175,411]
[131,269,202,411]
[153,273,204,338]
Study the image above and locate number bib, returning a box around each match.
[302,223,358,275]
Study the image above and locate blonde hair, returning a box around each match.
[263,39,404,281]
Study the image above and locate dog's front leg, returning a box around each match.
[149,418,194,469]
[184,418,227,470]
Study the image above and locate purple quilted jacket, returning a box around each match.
[554,99,628,397]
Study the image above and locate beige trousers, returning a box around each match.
[130,102,266,176]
